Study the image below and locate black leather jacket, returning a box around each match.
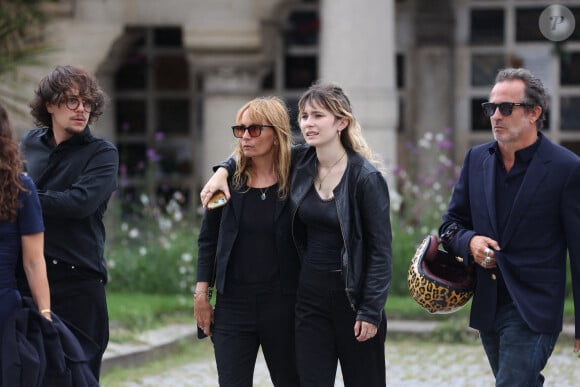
[214,145,392,325]
[290,145,392,326]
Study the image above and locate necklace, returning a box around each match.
[316,152,346,190]
[259,186,269,200]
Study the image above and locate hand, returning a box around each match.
[200,168,231,208]
[354,320,378,342]
[41,309,52,322]
[193,295,214,337]
[469,235,501,269]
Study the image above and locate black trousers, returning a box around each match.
[21,260,109,381]
[295,263,387,387]
[212,285,299,387]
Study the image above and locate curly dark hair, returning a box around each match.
[0,104,27,222]
[29,65,108,128]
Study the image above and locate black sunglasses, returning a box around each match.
[481,102,533,117]
[231,124,274,138]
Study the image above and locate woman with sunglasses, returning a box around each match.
[201,83,392,386]
[193,96,300,386]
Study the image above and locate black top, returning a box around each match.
[227,184,280,286]
[19,127,118,281]
[493,136,541,305]
[296,186,342,271]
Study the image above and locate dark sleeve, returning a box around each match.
[356,171,392,325]
[37,142,118,219]
[213,157,236,175]
[196,202,224,283]
[439,148,477,264]
[18,175,44,235]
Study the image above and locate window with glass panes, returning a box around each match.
[261,0,319,142]
[465,1,580,154]
[114,26,193,211]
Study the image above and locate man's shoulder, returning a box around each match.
[22,127,47,143]
[85,134,118,153]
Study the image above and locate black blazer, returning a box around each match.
[1,297,98,387]
[441,133,580,336]
[197,182,300,295]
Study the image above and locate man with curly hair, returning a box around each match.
[19,65,118,380]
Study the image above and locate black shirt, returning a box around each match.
[296,186,342,271]
[492,135,541,305]
[227,185,280,286]
[20,127,118,281]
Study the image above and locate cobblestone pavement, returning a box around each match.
[107,338,580,386]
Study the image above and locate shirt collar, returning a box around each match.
[488,131,542,163]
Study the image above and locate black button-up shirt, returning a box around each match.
[492,134,541,305]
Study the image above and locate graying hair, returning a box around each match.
[495,68,548,130]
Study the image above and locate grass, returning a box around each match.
[107,292,193,342]
[101,340,214,386]
[107,292,576,335]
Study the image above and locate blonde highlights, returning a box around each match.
[298,82,383,168]
[231,97,292,199]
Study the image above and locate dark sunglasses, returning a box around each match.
[231,124,274,138]
[481,102,533,117]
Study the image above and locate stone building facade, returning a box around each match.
[7,0,580,209]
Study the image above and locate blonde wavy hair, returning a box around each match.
[231,97,293,199]
[298,82,383,169]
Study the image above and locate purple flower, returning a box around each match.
[146,148,162,162]
[437,140,453,150]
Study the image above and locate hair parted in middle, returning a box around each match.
[297,81,383,169]
[231,96,293,200]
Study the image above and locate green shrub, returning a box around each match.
[105,192,199,294]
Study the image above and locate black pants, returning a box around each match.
[295,263,387,387]
[21,260,109,381]
[212,285,299,387]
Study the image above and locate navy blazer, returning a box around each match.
[440,132,580,336]
[197,182,300,295]
[1,297,98,387]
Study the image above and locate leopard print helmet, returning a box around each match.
[408,235,475,314]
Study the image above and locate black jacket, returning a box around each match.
[290,145,392,326]
[197,182,300,295]
[216,145,392,326]
[1,297,99,387]
[20,127,118,281]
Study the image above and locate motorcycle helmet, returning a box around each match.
[408,235,475,314]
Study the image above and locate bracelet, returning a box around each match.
[193,290,208,299]
[193,289,213,299]
[40,309,51,314]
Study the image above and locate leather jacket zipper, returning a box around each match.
[335,194,356,311]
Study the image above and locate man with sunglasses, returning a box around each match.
[19,65,118,381]
[440,67,580,386]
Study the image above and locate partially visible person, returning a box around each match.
[202,82,392,387]
[194,96,300,386]
[0,104,51,334]
[18,65,118,380]
[439,67,580,386]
